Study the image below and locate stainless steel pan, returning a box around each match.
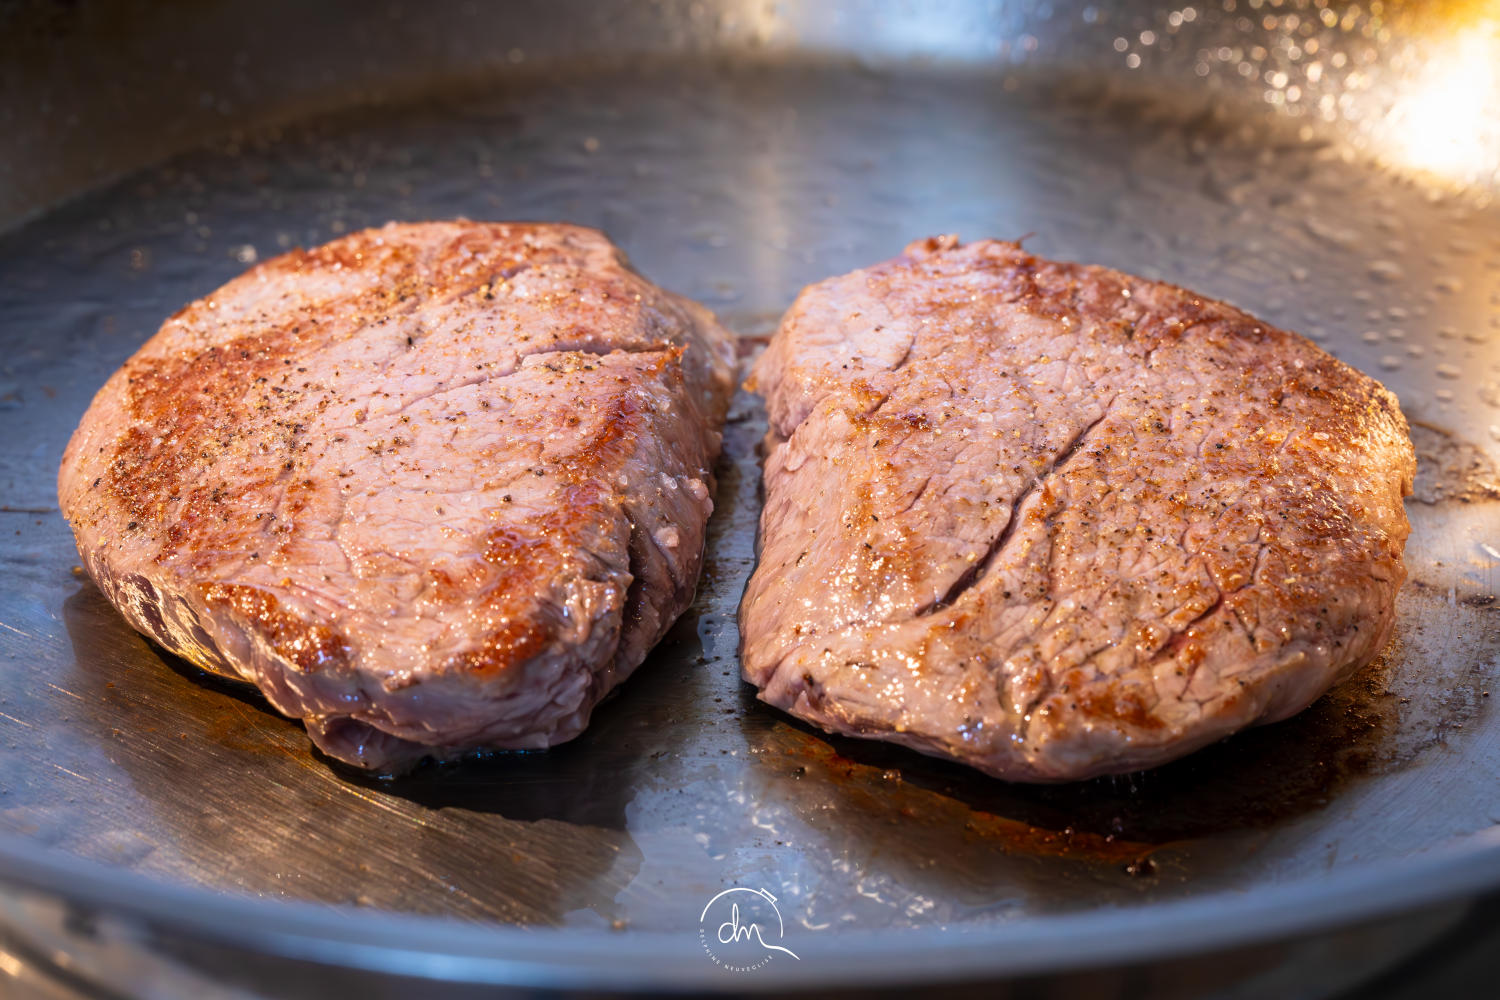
[1,1,1498,995]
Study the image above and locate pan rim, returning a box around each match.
[0,825,1497,990]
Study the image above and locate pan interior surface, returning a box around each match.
[1,17,1499,987]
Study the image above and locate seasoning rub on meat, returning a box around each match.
[60,221,735,773]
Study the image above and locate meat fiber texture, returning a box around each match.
[741,236,1415,781]
[60,221,736,773]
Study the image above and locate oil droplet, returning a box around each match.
[1367,260,1405,282]
[1379,355,1403,370]
[1304,216,1357,249]
[1436,363,1462,379]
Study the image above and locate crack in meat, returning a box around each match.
[922,404,1114,615]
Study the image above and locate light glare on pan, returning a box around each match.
[1385,28,1500,184]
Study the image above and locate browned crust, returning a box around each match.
[200,583,354,672]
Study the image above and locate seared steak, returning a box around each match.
[741,236,1414,781]
[60,221,735,773]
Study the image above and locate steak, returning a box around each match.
[59,221,736,773]
[741,236,1414,781]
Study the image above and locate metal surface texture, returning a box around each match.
[1,0,1499,994]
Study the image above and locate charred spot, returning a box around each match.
[561,390,645,472]
[900,411,932,430]
[444,616,551,677]
[1076,684,1165,731]
[200,583,352,672]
